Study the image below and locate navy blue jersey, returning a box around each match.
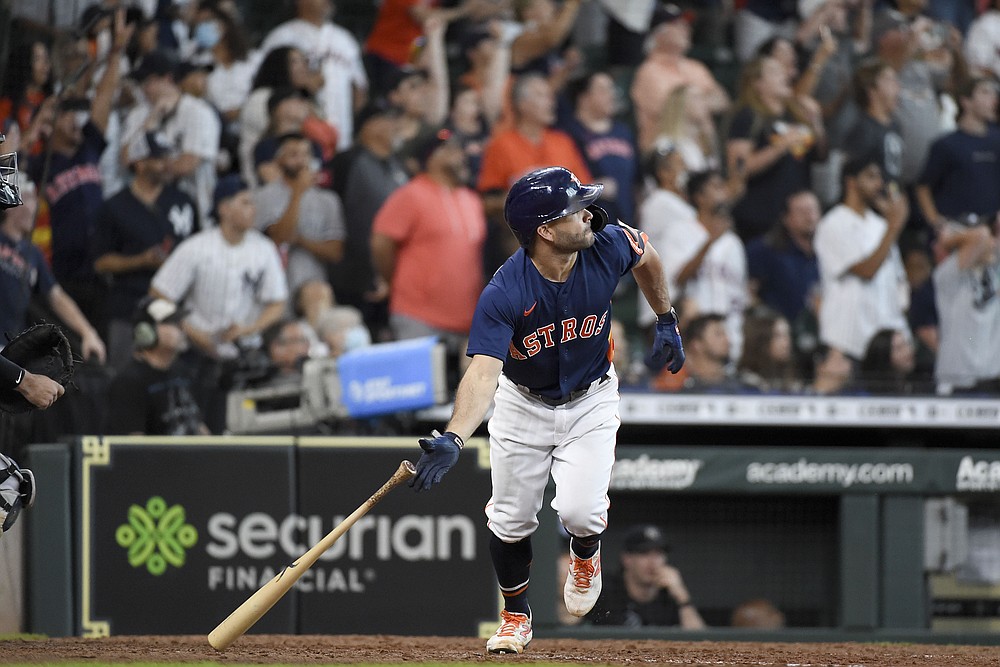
[467,223,647,399]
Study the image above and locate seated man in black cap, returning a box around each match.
[582,524,706,628]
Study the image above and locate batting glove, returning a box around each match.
[645,308,685,374]
[411,430,463,491]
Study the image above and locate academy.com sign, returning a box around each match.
[611,454,703,490]
[746,458,915,488]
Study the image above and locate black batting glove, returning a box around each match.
[645,307,685,374]
[411,430,463,491]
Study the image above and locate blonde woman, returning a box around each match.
[654,84,720,172]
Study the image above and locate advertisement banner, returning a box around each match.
[611,447,1000,495]
[337,337,445,418]
[77,437,496,637]
[78,436,298,637]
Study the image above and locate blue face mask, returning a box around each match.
[194,21,221,49]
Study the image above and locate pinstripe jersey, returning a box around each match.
[151,227,288,352]
[467,223,646,400]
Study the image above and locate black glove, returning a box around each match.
[411,430,463,491]
[0,323,75,414]
[645,308,685,374]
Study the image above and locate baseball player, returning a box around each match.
[411,166,685,654]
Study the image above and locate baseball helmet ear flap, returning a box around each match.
[587,204,610,234]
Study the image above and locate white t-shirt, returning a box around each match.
[815,204,909,359]
[965,11,1000,81]
[932,252,1000,392]
[152,227,289,357]
[123,94,221,221]
[649,200,749,357]
[259,19,368,150]
[206,58,256,116]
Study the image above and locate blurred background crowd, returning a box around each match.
[0,0,998,439]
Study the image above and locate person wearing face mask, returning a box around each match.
[253,133,345,325]
[194,4,255,134]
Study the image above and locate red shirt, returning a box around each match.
[364,0,436,66]
[372,175,486,332]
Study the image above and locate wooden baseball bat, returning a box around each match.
[207,459,417,651]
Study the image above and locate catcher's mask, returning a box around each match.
[0,135,21,210]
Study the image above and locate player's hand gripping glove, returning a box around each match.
[411,430,463,491]
[0,323,75,414]
[0,452,36,537]
[645,307,685,374]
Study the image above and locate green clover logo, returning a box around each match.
[115,496,198,576]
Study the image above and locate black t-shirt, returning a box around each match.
[844,113,904,184]
[729,106,813,241]
[107,358,203,435]
[584,571,682,627]
[92,185,199,320]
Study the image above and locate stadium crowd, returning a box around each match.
[0,0,998,437]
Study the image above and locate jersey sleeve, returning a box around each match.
[606,221,648,274]
[371,186,416,241]
[151,237,197,302]
[465,282,516,361]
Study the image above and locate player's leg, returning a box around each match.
[0,452,35,538]
[550,373,620,616]
[483,377,555,652]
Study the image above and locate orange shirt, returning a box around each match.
[477,127,593,193]
[372,174,486,332]
[364,0,435,66]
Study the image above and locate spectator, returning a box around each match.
[730,598,785,629]
[805,343,855,395]
[915,77,1000,235]
[666,170,748,360]
[631,3,731,153]
[238,46,322,186]
[584,524,706,629]
[151,175,288,431]
[859,328,919,394]
[635,141,697,335]
[106,296,207,435]
[174,59,214,100]
[737,306,801,393]
[508,0,583,79]
[478,72,592,267]
[932,217,1000,395]
[746,189,821,327]
[314,305,372,359]
[372,128,487,383]
[0,40,54,157]
[814,156,909,360]
[27,11,130,340]
[653,84,721,172]
[455,23,509,127]
[869,8,954,187]
[845,58,904,187]
[260,317,312,387]
[93,131,200,370]
[193,3,255,129]
[965,0,1000,80]
[562,70,638,225]
[251,86,333,186]
[253,132,345,324]
[726,55,825,241]
[734,0,799,63]
[903,243,938,373]
[328,101,408,342]
[652,313,741,393]
[446,85,491,187]
[123,49,221,222]
[259,0,368,150]
[0,177,106,363]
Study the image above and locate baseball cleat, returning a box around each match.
[564,545,602,617]
[486,609,532,654]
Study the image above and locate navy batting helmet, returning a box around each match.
[504,167,609,247]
